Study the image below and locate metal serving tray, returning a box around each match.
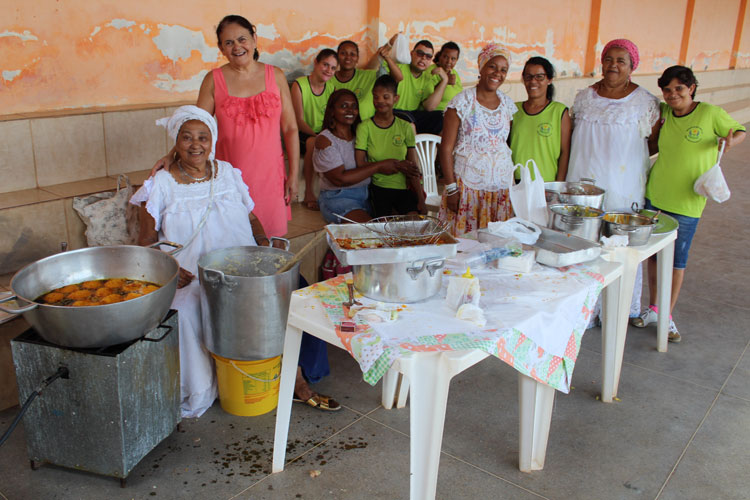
[326,223,458,266]
[533,227,602,267]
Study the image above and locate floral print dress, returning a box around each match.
[438,87,517,236]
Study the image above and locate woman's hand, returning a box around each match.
[396,160,421,179]
[150,153,172,177]
[284,177,299,205]
[377,160,400,175]
[177,268,195,288]
[446,191,459,213]
[431,66,448,82]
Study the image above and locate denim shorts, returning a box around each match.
[644,199,700,269]
[318,185,371,223]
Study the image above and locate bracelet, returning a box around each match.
[445,182,457,191]
[446,191,459,197]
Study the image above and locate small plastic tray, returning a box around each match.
[532,227,602,267]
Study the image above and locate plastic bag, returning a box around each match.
[73,174,139,246]
[391,33,411,64]
[694,142,730,203]
[485,217,541,245]
[509,159,548,226]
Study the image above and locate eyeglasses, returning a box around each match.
[414,50,434,60]
[522,73,547,82]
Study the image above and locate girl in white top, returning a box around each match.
[438,43,517,236]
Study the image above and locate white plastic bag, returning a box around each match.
[485,217,541,245]
[694,142,730,203]
[391,33,411,64]
[509,159,548,226]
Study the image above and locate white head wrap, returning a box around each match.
[156,105,218,161]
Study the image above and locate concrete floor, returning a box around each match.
[1,140,749,500]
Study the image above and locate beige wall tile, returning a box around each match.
[0,120,36,193]
[39,177,117,198]
[104,108,167,175]
[0,188,59,210]
[63,197,88,251]
[31,114,106,187]
[0,200,67,274]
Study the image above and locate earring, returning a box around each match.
[253,48,259,60]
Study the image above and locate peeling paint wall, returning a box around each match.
[0,0,747,115]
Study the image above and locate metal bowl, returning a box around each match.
[602,213,655,246]
[548,204,605,242]
[545,179,605,209]
[0,244,179,348]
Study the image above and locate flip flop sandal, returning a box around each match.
[293,393,341,412]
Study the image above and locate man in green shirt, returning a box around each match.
[381,39,448,134]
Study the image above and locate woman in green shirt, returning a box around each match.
[509,56,571,182]
[291,49,338,210]
[634,65,746,342]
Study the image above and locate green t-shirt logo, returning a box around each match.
[392,134,404,147]
[354,88,363,99]
[685,126,702,143]
[415,89,425,100]
[537,123,552,137]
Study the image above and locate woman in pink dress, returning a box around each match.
[194,15,299,238]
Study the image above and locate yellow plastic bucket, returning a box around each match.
[212,353,281,416]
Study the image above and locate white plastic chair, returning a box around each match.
[414,134,442,213]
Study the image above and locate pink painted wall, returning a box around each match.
[1,0,748,115]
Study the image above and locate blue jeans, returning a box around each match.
[318,185,371,224]
[644,199,700,270]
[297,275,330,383]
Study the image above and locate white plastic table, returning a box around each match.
[272,259,622,500]
[599,232,677,402]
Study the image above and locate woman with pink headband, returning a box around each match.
[567,38,660,319]
[438,43,516,236]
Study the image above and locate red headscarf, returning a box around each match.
[601,39,640,70]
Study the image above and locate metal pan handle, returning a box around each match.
[0,294,38,314]
[148,240,183,256]
[202,268,238,292]
[269,237,290,251]
[580,177,596,185]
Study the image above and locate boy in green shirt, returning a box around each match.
[355,75,425,216]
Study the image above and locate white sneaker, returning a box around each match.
[668,319,681,343]
[631,307,658,328]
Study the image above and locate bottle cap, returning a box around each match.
[462,267,474,279]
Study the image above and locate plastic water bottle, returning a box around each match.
[461,245,522,268]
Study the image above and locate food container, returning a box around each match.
[326,222,458,302]
[353,258,445,303]
[545,178,605,209]
[198,243,298,360]
[548,204,605,242]
[0,243,180,348]
[602,213,656,246]
[532,227,602,267]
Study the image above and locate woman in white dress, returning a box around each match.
[438,43,517,236]
[131,106,266,418]
[567,39,660,211]
[567,39,660,318]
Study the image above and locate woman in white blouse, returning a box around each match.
[438,43,517,237]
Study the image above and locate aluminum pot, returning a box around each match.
[545,178,605,209]
[353,257,445,303]
[0,243,180,348]
[198,242,298,361]
[602,213,655,246]
[548,204,605,242]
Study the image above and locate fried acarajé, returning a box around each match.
[38,279,162,306]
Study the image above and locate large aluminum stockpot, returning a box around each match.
[545,178,605,209]
[353,257,445,303]
[0,243,180,348]
[602,212,656,246]
[198,243,298,361]
[548,204,605,242]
